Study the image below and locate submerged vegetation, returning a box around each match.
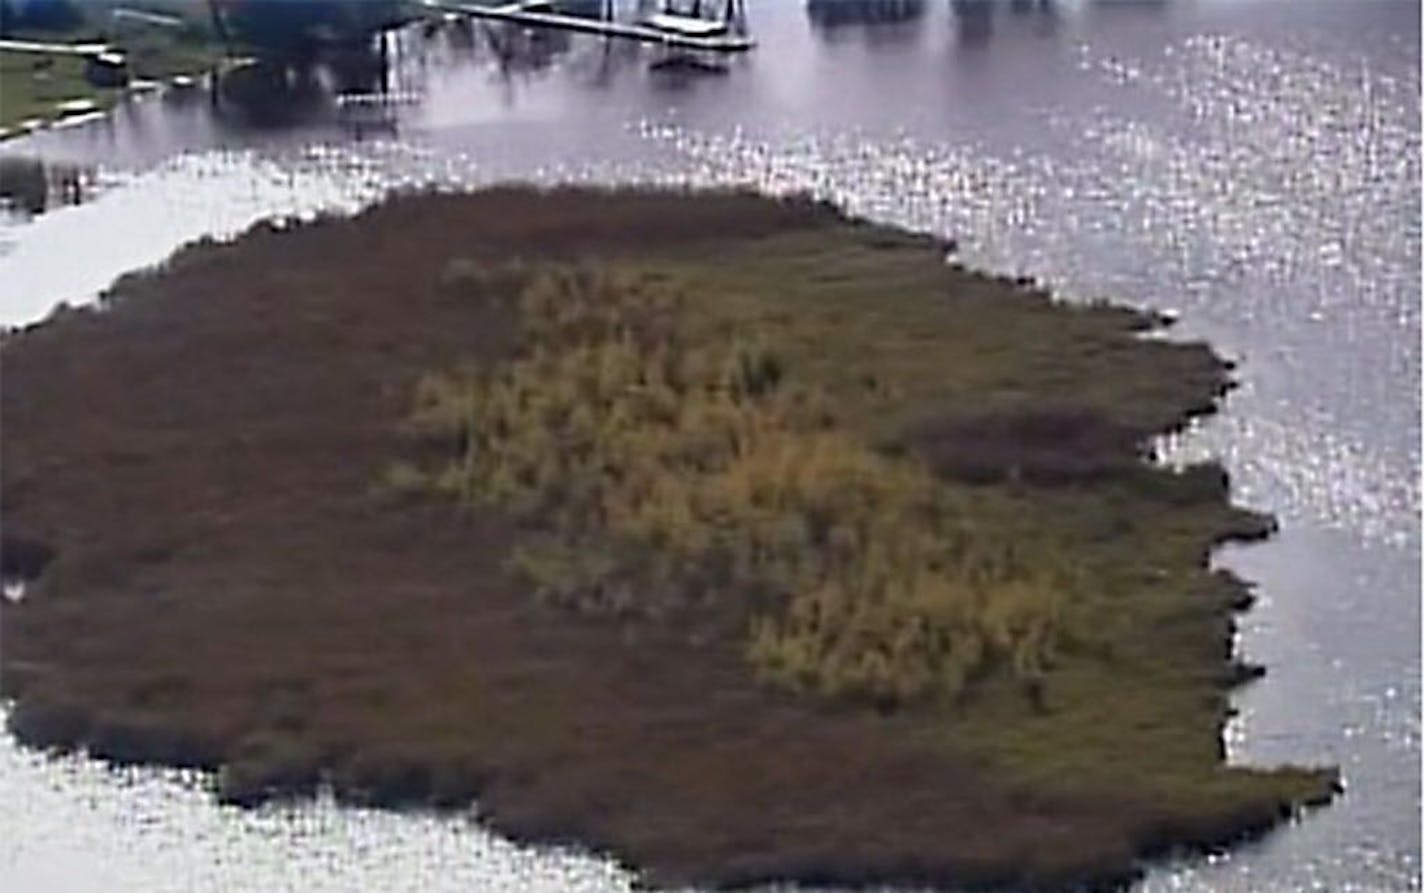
[1,188,1337,891]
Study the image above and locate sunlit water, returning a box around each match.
[1,2,1418,891]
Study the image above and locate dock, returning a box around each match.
[0,39,113,58]
[420,1,755,52]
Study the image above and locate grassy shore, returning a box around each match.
[0,20,225,135]
[0,188,1336,891]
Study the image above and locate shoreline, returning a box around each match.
[0,32,228,138]
[0,187,1337,891]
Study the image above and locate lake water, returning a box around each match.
[0,1,1418,891]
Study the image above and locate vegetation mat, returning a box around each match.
[0,188,1336,891]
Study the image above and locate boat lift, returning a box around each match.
[419,0,754,53]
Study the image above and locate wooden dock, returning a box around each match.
[419,1,756,52]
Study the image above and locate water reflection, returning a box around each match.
[805,0,928,49]
[207,34,423,138]
[0,156,91,216]
[481,18,579,76]
[214,63,334,130]
[441,7,736,95]
[1086,0,1168,11]
[806,0,928,29]
[950,0,995,45]
[948,0,1061,46]
[1007,0,1057,26]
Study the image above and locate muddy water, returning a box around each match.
[0,2,1418,891]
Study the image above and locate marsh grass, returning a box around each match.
[406,260,1087,706]
[394,222,1335,849]
[3,188,1337,891]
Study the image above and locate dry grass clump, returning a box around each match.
[403,261,1077,705]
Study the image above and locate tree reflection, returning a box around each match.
[213,61,332,129]
[947,0,1062,47]
[950,0,995,46]
[0,157,89,217]
[806,0,928,29]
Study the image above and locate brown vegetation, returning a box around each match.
[1,187,1336,891]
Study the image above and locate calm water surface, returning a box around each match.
[1,2,1418,891]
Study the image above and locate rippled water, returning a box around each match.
[1,2,1418,891]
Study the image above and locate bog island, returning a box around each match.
[0,188,1338,891]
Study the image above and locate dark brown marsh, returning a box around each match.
[0,187,1335,892]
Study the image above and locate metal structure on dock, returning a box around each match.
[420,0,754,53]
